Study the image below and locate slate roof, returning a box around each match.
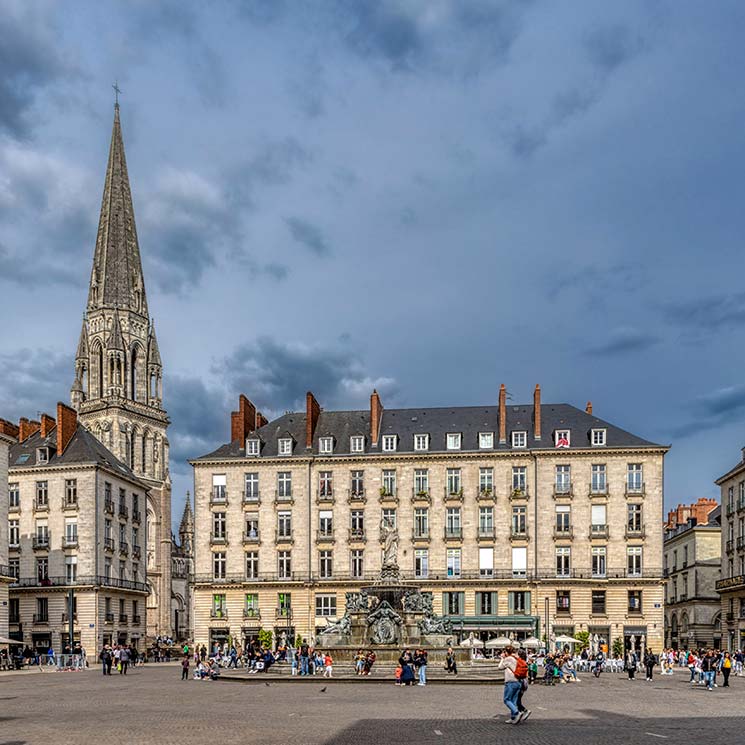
[194,402,665,461]
[9,424,148,488]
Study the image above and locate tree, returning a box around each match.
[612,637,624,658]
[258,628,273,649]
[575,631,590,649]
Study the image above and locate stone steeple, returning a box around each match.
[87,103,148,317]
[178,492,194,552]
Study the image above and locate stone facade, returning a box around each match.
[171,496,194,640]
[716,450,745,650]
[664,506,721,649]
[0,420,18,640]
[191,388,667,654]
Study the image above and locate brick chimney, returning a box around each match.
[256,412,269,428]
[40,412,56,439]
[19,417,40,442]
[56,402,78,455]
[0,418,19,439]
[498,384,507,444]
[533,384,541,440]
[586,401,593,415]
[370,389,383,445]
[230,394,257,444]
[306,391,321,449]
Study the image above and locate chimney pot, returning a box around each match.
[231,394,257,445]
[56,402,78,455]
[370,390,383,445]
[306,392,321,449]
[585,401,593,415]
[498,384,507,444]
[533,384,541,440]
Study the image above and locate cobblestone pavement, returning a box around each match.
[0,665,741,745]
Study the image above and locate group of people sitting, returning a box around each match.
[353,649,378,676]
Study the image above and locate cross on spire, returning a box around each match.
[112,81,122,107]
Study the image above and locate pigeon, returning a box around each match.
[265,682,270,687]
[320,686,327,693]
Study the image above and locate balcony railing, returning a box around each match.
[33,499,49,513]
[726,539,735,553]
[119,614,128,623]
[554,526,573,539]
[347,489,366,504]
[726,503,735,517]
[411,488,432,503]
[104,499,114,515]
[477,527,496,539]
[62,498,78,511]
[737,536,745,550]
[274,490,293,505]
[553,482,573,499]
[316,490,334,504]
[132,510,142,523]
[210,489,229,506]
[411,529,430,542]
[275,530,294,543]
[444,527,463,540]
[133,614,142,625]
[625,482,645,497]
[590,524,609,539]
[315,530,335,544]
[625,526,646,539]
[378,489,398,503]
[210,609,228,619]
[62,536,78,548]
[33,614,49,624]
[476,488,496,502]
[509,487,528,500]
[444,487,464,502]
[118,504,129,519]
[119,541,129,556]
[242,491,261,505]
[589,483,609,497]
[210,533,228,546]
[243,608,261,619]
[32,534,50,550]
[105,612,114,622]
[348,528,366,542]
[737,499,745,513]
[9,614,20,624]
[510,527,528,539]
[11,574,148,592]
[133,544,141,559]
[243,531,260,544]
[275,607,293,618]
[104,537,115,552]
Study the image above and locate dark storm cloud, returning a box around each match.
[284,216,331,257]
[663,292,745,331]
[672,383,745,439]
[586,327,660,356]
[584,23,645,73]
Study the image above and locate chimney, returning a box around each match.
[40,412,56,439]
[306,391,321,449]
[0,418,19,440]
[498,384,507,444]
[585,401,593,415]
[230,394,257,444]
[56,402,78,455]
[370,389,383,445]
[256,412,269,429]
[19,418,41,442]
[533,384,541,440]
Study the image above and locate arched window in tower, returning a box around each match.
[141,433,147,475]
[131,345,138,401]
[130,426,138,471]
[150,371,157,400]
[91,342,103,398]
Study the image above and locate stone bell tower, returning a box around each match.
[70,102,172,639]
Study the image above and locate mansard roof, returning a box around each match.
[194,401,665,461]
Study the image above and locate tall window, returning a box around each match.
[244,593,259,615]
[319,510,333,536]
[414,469,429,495]
[278,551,292,579]
[627,503,643,532]
[591,590,606,615]
[509,591,530,614]
[591,547,606,578]
[556,590,571,613]
[512,467,526,492]
[591,464,607,493]
[9,483,19,509]
[65,479,77,506]
[277,472,292,498]
[319,471,333,497]
[414,507,429,537]
[212,512,226,540]
[446,507,461,536]
[351,549,364,578]
[476,591,497,614]
[245,515,259,540]
[351,470,364,496]
[244,472,259,500]
[446,468,461,495]
[211,475,226,501]
[8,520,19,547]
[628,590,642,613]
[278,511,292,538]
[245,552,258,579]
[36,481,48,507]
[555,505,571,533]
[556,547,571,577]
[479,468,494,494]
[381,508,396,528]
[511,505,527,535]
[479,547,494,577]
[627,464,643,492]
[382,469,396,496]
[591,504,607,531]
[64,519,78,545]
[319,550,333,578]
[213,552,226,579]
[212,594,227,618]
[414,549,428,578]
[627,547,643,577]
[36,557,48,582]
[65,555,77,583]
[512,547,527,578]
[446,548,461,578]
[350,510,364,537]
[479,506,494,535]
[444,592,464,615]
[555,465,571,493]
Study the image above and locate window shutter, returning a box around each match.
[525,591,532,613]
[508,592,514,615]
[458,592,465,615]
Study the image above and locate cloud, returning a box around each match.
[284,216,331,256]
[586,327,660,356]
[663,293,745,331]
[584,24,645,74]
[671,383,745,439]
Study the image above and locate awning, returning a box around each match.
[0,636,23,645]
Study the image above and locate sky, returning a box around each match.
[1,0,745,534]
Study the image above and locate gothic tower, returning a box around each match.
[70,103,172,639]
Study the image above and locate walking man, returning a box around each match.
[626,648,638,680]
[181,654,190,681]
[498,647,527,724]
[643,648,656,681]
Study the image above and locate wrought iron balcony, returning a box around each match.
[33,499,49,513]
[477,526,496,539]
[553,482,573,499]
[105,613,114,623]
[411,488,432,504]
[274,490,294,505]
[118,504,129,519]
[32,533,50,550]
[275,529,294,544]
[625,482,646,497]
[243,531,261,544]
[411,529,430,542]
[348,528,366,542]
[444,527,463,540]
[589,483,609,497]
[315,490,334,504]
[132,510,142,523]
[242,491,261,506]
[132,544,141,559]
[554,526,573,539]
[315,529,335,544]
[209,533,228,546]
[119,541,129,556]
[589,524,609,539]
[444,487,464,502]
[476,488,496,502]
[347,489,366,504]
[210,489,229,506]
[119,614,128,623]
[104,499,115,515]
[33,614,49,624]
[62,498,78,511]
[104,537,115,552]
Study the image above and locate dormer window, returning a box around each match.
[414,434,429,452]
[446,433,461,451]
[479,432,494,449]
[246,439,260,456]
[37,448,49,464]
[555,429,571,448]
[591,429,606,447]
[350,436,365,453]
[278,438,293,456]
[319,437,334,454]
[382,434,397,452]
[511,431,527,449]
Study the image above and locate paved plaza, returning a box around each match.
[0,664,741,745]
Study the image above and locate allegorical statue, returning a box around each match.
[380,517,399,570]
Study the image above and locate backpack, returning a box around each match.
[514,657,528,679]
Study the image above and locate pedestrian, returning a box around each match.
[515,650,532,722]
[120,645,130,675]
[299,641,310,676]
[398,649,415,686]
[702,651,715,691]
[181,654,190,681]
[643,648,656,681]
[626,648,637,681]
[445,646,457,676]
[498,647,526,725]
[722,652,732,687]
[99,645,112,676]
[323,652,333,678]
[414,648,428,686]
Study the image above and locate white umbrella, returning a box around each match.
[0,636,22,645]
[485,636,513,648]
[554,635,581,645]
[521,636,542,649]
[460,636,484,648]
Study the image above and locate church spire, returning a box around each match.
[87,104,148,317]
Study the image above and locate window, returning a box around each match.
[37,448,48,464]
[512,546,527,578]
[36,557,48,582]
[351,470,364,496]
[351,549,364,578]
[591,464,607,493]
[319,471,333,497]
[245,552,259,579]
[479,432,494,449]
[9,483,19,509]
[212,594,227,618]
[446,548,461,577]
[246,438,260,456]
[556,590,571,613]
[591,590,606,615]
[479,547,494,577]
[414,507,429,537]
[627,547,643,577]
[555,429,570,448]
[278,511,292,538]
[509,591,530,615]
[104,519,112,540]
[278,592,292,613]
[382,469,396,496]
[9,558,19,579]
[319,550,333,578]
[512,466,526,493]
[414,549,428,577]
[446,508,461,537]
[511,505,527,535]
[278,438,292,455]
[245,515,259,540]
[446,468,461,495]
[64,519,78,545]
[350,510,364,536]
[479,467,493,494]
[382,508,396,528]
[627,464,643,493]
[9,520,19,547]
[35,520,49,546]
[119,560,126,580]
[118,522,126,545]
[555,465,571,494]
[278,551,292,579]
[319,510,333,536]
[591,429,606,446]
[244,473,259,500]
[211,474,226,501]
[414,434,429,451]
[104,557,112,579]
[316,594,337,617]
[36,596,48,622]
[591,504,607,532]
[319,437,334,454]
[556,547,571,577]
[212,512,226,540]
[591,547,606,578]
[213,552,226,580]
[476,591,497,615]
[277,472,292,498]
[65,479,77,506]
[512,431,527,448]
[382,435,397,452]
[627,503,643,532]
[443,591,464,615]
[446,433,461,450]
[555,505,571,533]
[350,435,365,453]
[414,469,429,495]
[244,593,259,615]
[479,506,494,535]
[628,590,642,614]
[36,481,48,507]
